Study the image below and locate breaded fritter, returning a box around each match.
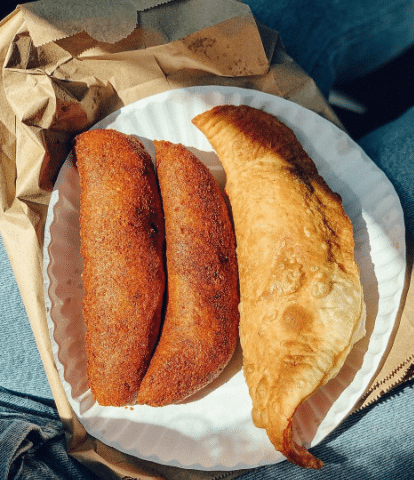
[75,129,165,407]
[137,141,240,406]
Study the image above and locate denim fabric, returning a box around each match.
[246,0,414,97]
[0,388,99,480]
[359,106,414,237]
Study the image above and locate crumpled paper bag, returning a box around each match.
[0,0,410,479]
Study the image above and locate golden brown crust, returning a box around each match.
[75,129,165,407]
[193,105,364,469]
[137,141,240,406]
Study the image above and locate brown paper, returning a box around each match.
[0,1,410,479]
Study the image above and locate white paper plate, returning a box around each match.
[43,86,406,471]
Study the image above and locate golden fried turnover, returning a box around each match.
[75,129,165,407]
[193,105,365,469]
[137,141,240,406]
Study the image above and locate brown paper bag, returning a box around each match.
[0,1,411,479]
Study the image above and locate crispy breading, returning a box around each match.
[137,141,240,406]
[192,105,365,469]
[75,129,165,407]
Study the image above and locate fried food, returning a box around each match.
[137,141,240,406]
[192,105,365,469]
[75,129,165,407]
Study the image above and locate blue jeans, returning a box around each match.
[0,388,100,479]
[2,1,414,478]
[247,0,414,97]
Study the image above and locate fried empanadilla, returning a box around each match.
[193,105,365,469]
